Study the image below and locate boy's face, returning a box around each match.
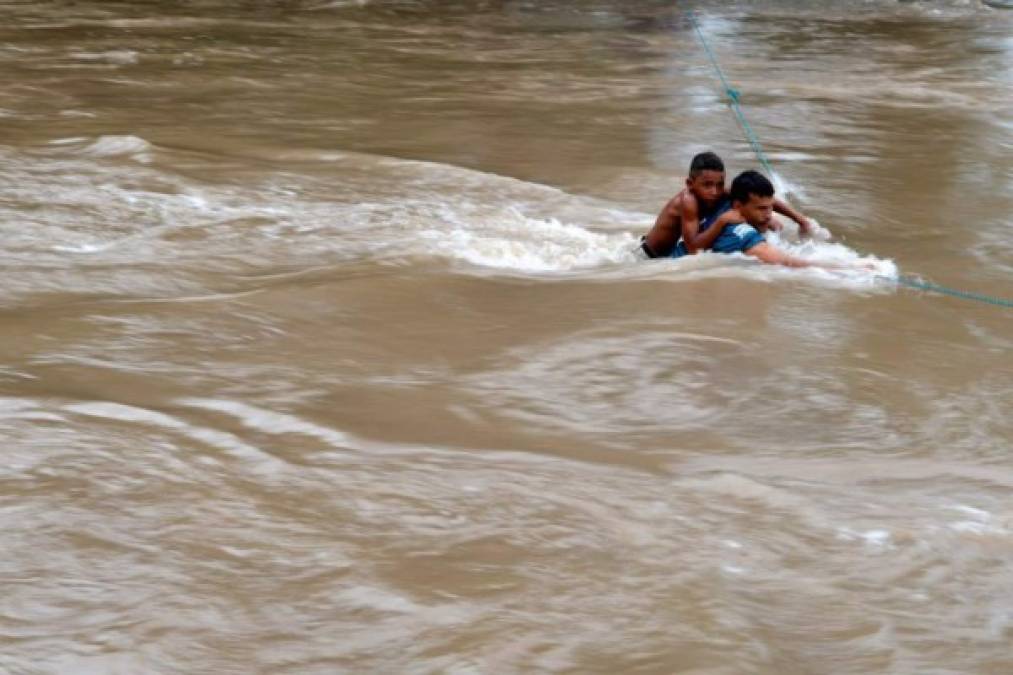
[733,193,775,228]
[686,170,725,207]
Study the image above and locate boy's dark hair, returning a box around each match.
[689,151,724,177]
[730,170,774,204]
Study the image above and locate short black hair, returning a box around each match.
[730,170,774,204]
[689,151,724,177]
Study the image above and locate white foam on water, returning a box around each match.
[64,401,284,474]
[837,527,893,549]
[47,136,90,146]
[69,50,139,65]
[1,143,899,299]
[50,242,112,254]
[45,135,154,162]
[415,206,640,273]
[309,0,371,7]
[80,135,152,161]
[765,152,820,162]
[770,170,807,202]
[764,228,898,281]
[341,153,899,290]
[176,397,353,450]
[946,504,992,521]
[943,504,1009,537]
[405,194,896,292]
[334,585,421,615]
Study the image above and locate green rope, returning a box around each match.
[687,10,776,178]
[893,275,1013,309]
[688,10,1012,311]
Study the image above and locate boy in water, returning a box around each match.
[697,170,856,268]
[640,151,812,258]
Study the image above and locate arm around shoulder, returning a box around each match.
[684,209,736,253]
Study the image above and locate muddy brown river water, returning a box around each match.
[1,0,1011,673]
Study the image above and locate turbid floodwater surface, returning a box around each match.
[1,0,1011,673]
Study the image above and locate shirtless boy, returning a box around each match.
[640,151,812,259]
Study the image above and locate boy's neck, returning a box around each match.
[698,196,726,213]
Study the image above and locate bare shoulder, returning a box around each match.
[676,189,699,216]
[660,189,689,220]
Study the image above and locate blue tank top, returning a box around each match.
[698,197,732,232]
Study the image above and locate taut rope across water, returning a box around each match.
[686,9,1012,310]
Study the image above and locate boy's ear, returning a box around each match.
[685,176,694,188]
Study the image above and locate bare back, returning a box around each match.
[643,188,693,258]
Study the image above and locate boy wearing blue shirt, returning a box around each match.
[697,170,833,268]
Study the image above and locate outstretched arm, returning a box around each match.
[745,242,814,267]
[772,198,812,235]
[746,242,871,270]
